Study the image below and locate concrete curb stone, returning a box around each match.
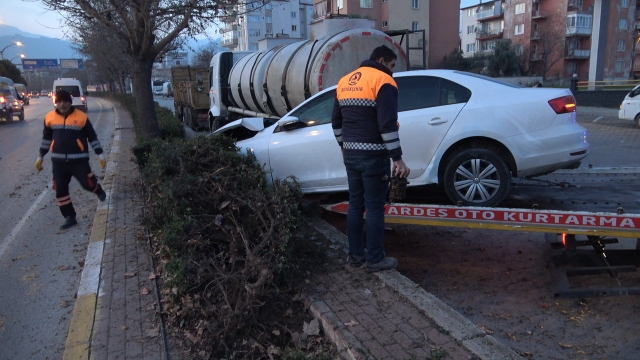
[305,216,523,360]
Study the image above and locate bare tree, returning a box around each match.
[532,14,566,80]
[69,19,131,93]
[41,0,239,139]
[192,41,222,67]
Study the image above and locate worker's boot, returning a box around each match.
[96,186,107,202]
[60,216,78,230]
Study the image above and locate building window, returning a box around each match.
[337,0,343,9]
[291,12,296,18]
[412,0,419,9]
[249,29,261,36]
[248,15,260,23]
[515,3,525,14]
[619,19,627,30]
[382,0,387,2]
[468,8,475,17]
[382,21,388,28]
[292,25,297,31]
[514,44,523,55]
[622,0,629,8]
[615,60,624,73]
[567,61,578,75]
[514,24,524,35]
[618,40,625,51]
[466,43,476,53]
[467,25,475,34]
[265,3,271,9]
[412,22,419,31]
[266,16,272,23]
[360,0,373,8]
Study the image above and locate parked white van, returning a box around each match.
[162,82,173,97]
[618,84,640,128]
[52,78,88,112]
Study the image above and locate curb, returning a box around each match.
[62,104,120,359]
[305,216,523,360]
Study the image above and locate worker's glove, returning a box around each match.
[99,154,107,169]
[35,157,43,172]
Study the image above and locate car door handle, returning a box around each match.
[428,118,448,125]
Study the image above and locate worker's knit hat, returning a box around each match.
[55,90,72,103]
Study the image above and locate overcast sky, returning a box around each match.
[2,2,66,38]
[5,1,484,40]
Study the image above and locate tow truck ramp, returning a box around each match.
[322,202,640,298]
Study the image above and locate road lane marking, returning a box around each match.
[0,188,50,260]
[593,116,603,122]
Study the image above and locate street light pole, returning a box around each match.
[0,41,23,60]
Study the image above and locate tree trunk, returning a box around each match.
[132,59,160,139]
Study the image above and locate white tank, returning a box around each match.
[228,28,407,117]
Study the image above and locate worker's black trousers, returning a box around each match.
[52,160,102,218]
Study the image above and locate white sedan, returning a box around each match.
[215,70,589,207]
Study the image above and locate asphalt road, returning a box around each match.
[0,96,115,359]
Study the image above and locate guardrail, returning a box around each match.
[577,79,638,91]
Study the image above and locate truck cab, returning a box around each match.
[209,51,253,129]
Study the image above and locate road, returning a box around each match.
[0,96,115,359]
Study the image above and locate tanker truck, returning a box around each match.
[205,27,408,131]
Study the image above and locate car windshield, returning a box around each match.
[55,85,81,97]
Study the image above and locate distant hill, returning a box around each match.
[0,25,80,62]
[0,24,222,65]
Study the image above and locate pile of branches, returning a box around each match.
[139,134,318,358]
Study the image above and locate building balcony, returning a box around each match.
[566,49,590,59]
[476,30,503,40]
[477,9,504,21]
[567,0,583,10]
[222,10,238,23]
[531,30,540,40]
[222,31,239,46]
[566,26,592,36]
[221,24,237,34]
[530,54,544,62]
[531,9,549,20]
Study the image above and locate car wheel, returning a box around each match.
[635,113,640,128]
[7,109,14,123]
[18,110,24,121]
[443,148,511,207]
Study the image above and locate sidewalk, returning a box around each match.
[63,102,165,359]
[63,101,521,359]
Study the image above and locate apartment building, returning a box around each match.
[461,0,639,82]
[313,0,460,69]
[221,0,315,51]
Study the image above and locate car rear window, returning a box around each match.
[55,85,81,97]
[0,85,10,96]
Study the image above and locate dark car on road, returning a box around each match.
[0,77,25,122]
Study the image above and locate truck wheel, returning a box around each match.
[185,107,196,130]
[443,148,511,207]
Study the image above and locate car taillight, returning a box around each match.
[81,96,86,102]
[0,96,5,103]
[53,95,56,103]
[548,95,577,114]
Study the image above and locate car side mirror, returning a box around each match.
[277,116,303,131]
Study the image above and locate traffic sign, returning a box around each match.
[22,58,59,70]
[60,59,84,69]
